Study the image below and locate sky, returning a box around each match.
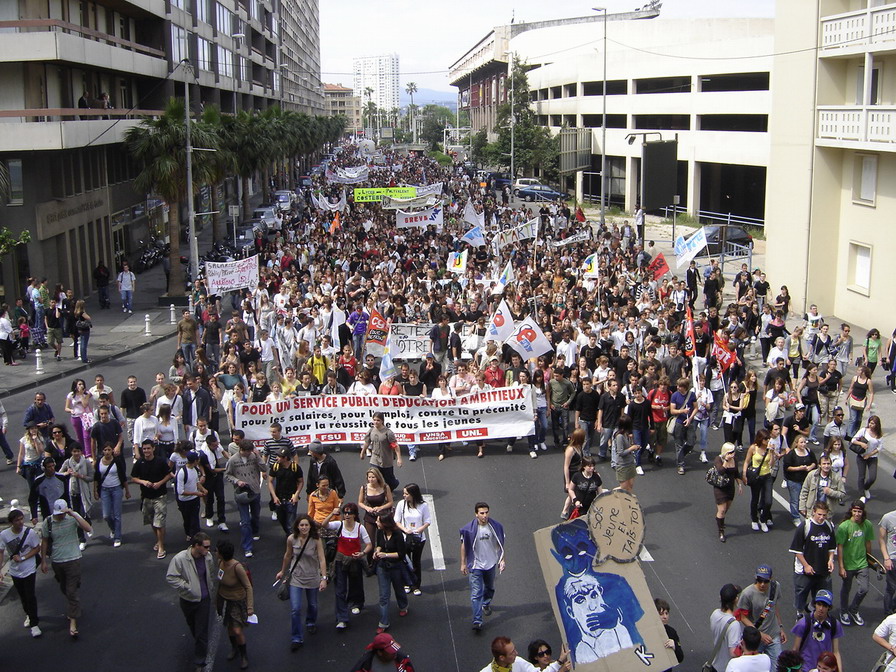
[318,0,776,92]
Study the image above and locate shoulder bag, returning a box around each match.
[702,617,735,672]
[276,535,310,601]
[13,527,40,567]
[705,465,731,489]
[745,448,769,486]
[398,503,423,554]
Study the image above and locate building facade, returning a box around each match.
[765,0,895,327]
[324,83,361,132]
[352,54,400,115]
[0,0,322,304]
[450,14,773,221]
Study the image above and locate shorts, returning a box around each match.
[616,465,638,483]
[142,497,167,528]
[47,327,63,348]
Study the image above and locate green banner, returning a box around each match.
[352,186,417,202]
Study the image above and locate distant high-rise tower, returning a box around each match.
[353,54,400,113]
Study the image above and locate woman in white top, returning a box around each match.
[132,403,160,454]
[155,383,183,440]
[0,508,42,636]
[17,423,45,487]
[174,450,205,540]
[394,483,432,596]
[65,378,94,456]
[851,414,882,501]
[513,370,539,460]
[347,370,377,396]
[323,502,371,628]
[0,306,16,366]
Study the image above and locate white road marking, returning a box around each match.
[423,493,446,570]
[771,486,791,512]
[639,546,654,562]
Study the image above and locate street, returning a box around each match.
[0,337,891,672]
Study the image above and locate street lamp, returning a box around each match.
[593,7,607,227]
[625,131,664,243]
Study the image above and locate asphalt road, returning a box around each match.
[0,337,891,672]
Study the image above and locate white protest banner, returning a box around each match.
[382,195,437,210]
[506,317,554,358]
[233,387,535,446]
[675,228,707,269]
[413,182,443,197]
[493,218,540,252]
[551,231,590,248]
[205,255,259,295]
[390,323,433,359]
[463,200,485,227]
[396,206,443,229]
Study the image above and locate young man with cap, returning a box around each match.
[478,635,569,672]
[130,440,173,559]
[0,508,43,637]
[790,500,836,618]
[224,439,268,558]
[835,499,875,626]
[790,590,843,672]
[737,565,786,665]
[175,451,206,541]
[40,498,92,639]
[166,532,217,672]
[349,632,416,672]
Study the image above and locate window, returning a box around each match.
[216,2,231,35]
[197,0,210,24]
[171,25,187,64]
[218,46,233,78]
[5,159,23,205]
[847,242,872,295]
[852,153,877,205]
[856,65,881,105]
[197,37,212,72]
[171,0,185,9]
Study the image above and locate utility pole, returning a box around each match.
[183,59,199,284]
[510,52,515,182]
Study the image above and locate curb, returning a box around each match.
[0,330,177,400]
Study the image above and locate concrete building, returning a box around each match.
[353,54,400,114]
[0,0,322,304]
[449,11,773,221]
[324,83,362,133]
[765,0,896,327]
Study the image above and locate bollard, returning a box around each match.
[35,348,44,374]
[144,314,152,336]
[169,304,176,324]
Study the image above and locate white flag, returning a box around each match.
[447,249,468,274]
[460,225,486,248]
[379,331,397,381]
[463,200,484,227]
[491,260,515,295]
[486,299,515,343]
[506,317,553,359]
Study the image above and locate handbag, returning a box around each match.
[666,417,677,433]
[705,466,731,489]
[702,617,736,672]
[849,431,867,456]
[847,395,865,411]
[745,448,769,486]
[75,318,92,331]
[276,536,310,601]
[323,523,341,565]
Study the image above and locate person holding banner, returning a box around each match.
[362,413,402,493]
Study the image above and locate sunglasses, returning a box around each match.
[537,649,552,657]
[756,578,770,585]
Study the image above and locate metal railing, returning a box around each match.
[0,19,166,58]
[661,205,764,229]
[0,108,164,123]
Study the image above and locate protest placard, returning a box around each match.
[204,255,259,295]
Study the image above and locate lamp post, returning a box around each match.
[593,7,607,227]
[625,131,664,243]
[182,59,199,285]
[509,52,515,183]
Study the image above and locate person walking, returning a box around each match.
[711,443,744,543]
[710,583,745,672]
[93,443,130,547]
[166,532,217,672]
[349,632,417,672]
[791,590,843,672]
[175,451,206,541]
[743,429,775,533]
[275,514,328,650]
[460,501,506,632]
[394,483,431,596]
[40,499,92,639]
[130,439,173,559]
[736,565,787,666]
[361,412,402,492]
[117,260,136,313]
[790,500,836,618]
[325,501,371,629]
[216,539,253,669]
[373,513,409,634]
[850,414,882,501]
[224,439,268,558]
[835,499,875,627]
[0,508,43,637]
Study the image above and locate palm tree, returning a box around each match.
[125,97,218,295]
[405,81,417,139]
[221,110,269,220]
[200,105,237,243]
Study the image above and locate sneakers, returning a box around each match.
[759,523,769,533]
[31,625,42,638]
[271,511,278,521]
[529,450,538,459]
[218,523,229,532]
[851,611,865,626]
[408,454,416,461]
[472,621,483,632]
[482,604,492,616]
[206,518,214,528]
[506,443,514,453]
[398,609,408,617]
[113,540,122,548]
[636,466,644,475]
[244,550,253,558]
[23,617,30,628]
[654,455,663,466]
[711,424,720,431]
[412,588,422,596]
[79,542,87,551]
[751,522,760,531]
[6,458,13,465]
[540,442,548,451]
[839,612,852,626]
[351,607,361,615]
[677,467,685,475]
[865,489,872,501]
[809,437,819,445]
[336,622,347,630]
[403,586,411,594]
[252,535,260,541]
[793,519,802,528]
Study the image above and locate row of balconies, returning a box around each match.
[821,2,896,55]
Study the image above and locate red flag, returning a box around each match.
[575,207,586,223]
[329,212,341,234]
[712,333,736,372]
[684,306,696,358]
[647,253,670,281]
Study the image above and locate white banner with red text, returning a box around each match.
[233,388,534,446]
[205,255,259,295]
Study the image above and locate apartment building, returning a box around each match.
[0,0,322,304]
[353,54,400,114]
[324,83,361,132]
[765,0,896,327]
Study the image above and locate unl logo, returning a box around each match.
[457,428,486,439]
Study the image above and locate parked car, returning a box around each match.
[273,190,294,212]
[488,172,512,189]
[517,184,568,202]
[297,175,312,188]
[513,178,543,195]
[252,207,278,228]
[232,219,266,247]
[700,225,754,256]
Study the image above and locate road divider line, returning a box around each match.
[423,493,446,570]
[639,547,654,562]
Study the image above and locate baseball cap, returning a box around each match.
[52,499,68,515]
[814,589,833,606]
[755,564,773,581]
[794,403,806,410]
[425,353,434,359]
[365,632,396,651]
[186,450,200,462]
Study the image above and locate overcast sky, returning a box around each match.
[319,0,776,92]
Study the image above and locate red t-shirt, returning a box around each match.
[647,387,671,423]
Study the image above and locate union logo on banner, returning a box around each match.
[712,334,736,372]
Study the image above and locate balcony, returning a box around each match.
[817,105,896,148]
[0,108,163,152]
[820,3,896,55]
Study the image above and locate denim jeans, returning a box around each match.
[205,343,221,369]
[786,480,803,522]
[79,330,90,362]
[288,585,318,643]
[181,343,196,369]
[856,455,878,492]
[577,419,595,456]
[847,406,865,438]
[120,289,133,311]
[633,428,648,465]
[534,407,547,445]
[468,565,496,624]
[352,332,365,360]
[376,561,408,627]
[274,501,297,535]
[599,427,614,461]
[759,640,782,667]
[793,573,832,615]
[807,404,821,442]
[696,417,710,453]
[98,285,110,308]
[551,407,570,448]
[100,485,123,540]
[238,494,260,553]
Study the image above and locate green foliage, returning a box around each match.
[419,104,456,150]
[427,151,453,167]
[744,225,766,241]
[0,227,30,257]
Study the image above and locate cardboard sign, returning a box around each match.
[204,255,259,295]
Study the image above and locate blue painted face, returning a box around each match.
[550,519,595,576]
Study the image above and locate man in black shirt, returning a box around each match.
[306,441,346,499]
[90,406,123,457]
[764,358,792,395]
[45,298,64,361]
[202,313,223,369]
[120,375,147,453]
[784,405,811,445]
[267,449,304,534]
[613,345,635,381]
[581,334,601,371]
[419,354,442,392]
[573,378,601,458]
[130,440,173,558]
[597,379,626,462]
[29,456,70,524]
[790,500,836,618]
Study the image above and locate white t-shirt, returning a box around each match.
[0,527,40,578]
[873,614,896,672]
[726,654,772,672]
[395,500,431,542]
[175,465,201,501]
